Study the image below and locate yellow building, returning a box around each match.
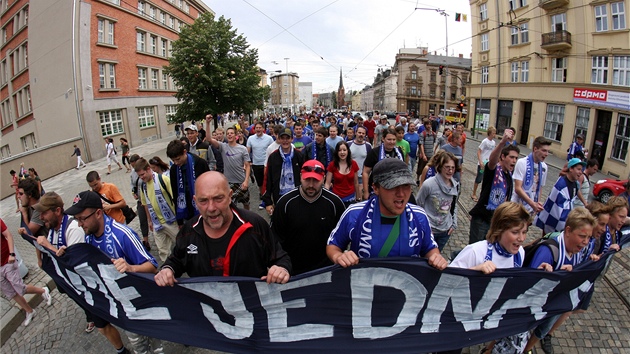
[468,0,630,178]
[269,72,299,114]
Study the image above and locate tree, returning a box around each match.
[165,13,267,122]
[331,91,337,109]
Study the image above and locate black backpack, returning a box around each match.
[523,232,561,268]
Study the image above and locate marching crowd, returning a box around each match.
[2,110,630,354]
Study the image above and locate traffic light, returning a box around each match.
[457,101,466,111]
[439,65,444,75]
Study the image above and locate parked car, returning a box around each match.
[593,178,628,203]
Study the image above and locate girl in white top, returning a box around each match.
[450,202,531,353]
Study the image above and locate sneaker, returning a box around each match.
[540,334,554,354]
[42,286,52,306]
[23,310,36,326]
[258,203,265,210]
[85,321,95,333]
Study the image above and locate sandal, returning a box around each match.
[471,195,478,202]
[85,322,95,333]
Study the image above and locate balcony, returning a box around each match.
[541,30,572,51]
[539,0,569,11]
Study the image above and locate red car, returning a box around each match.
[592,178,628,203]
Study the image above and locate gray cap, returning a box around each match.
[371,158,416,189]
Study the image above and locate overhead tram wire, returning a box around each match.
[255,0,342,48]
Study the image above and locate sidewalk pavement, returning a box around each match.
[1,129,628,353]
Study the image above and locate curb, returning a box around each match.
[0,277,57,347]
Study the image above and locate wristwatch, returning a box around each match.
[9,253,16,256]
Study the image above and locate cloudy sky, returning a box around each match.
[206,0,472,93]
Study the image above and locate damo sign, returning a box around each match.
[573,88,607,101]
[573,87,630,110]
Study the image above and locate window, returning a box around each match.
[450,92,456,100]
[575,107,590,139]
[0,145,10,159]
[613,56,630,87]
[1,99,11,126]
[591,56,608,84]
[511,62,519,82]
[151,69,159,89]
[481,33,489,51]
[137,1,145,15]
[480,3,488,21]
[99,110,124,136]
[160,12,166,25]
[162,72,169,90]
[150,35,157,54]
[611,2,626,30]
[138,106,156,128]
[11,43,28,76]
[170,17,175,29]
[97,18,115,45]
[138,68,147,89]
[551,13,567,32]
[544,104,565,141]
[430,71,436,82]
[20,133,37,151]
[481,66,489,84]
[511,27,519,45]
[411,86,417,95]
[13,6,28,32]
[551,58,566,83]
[430,88,436,97]
[161,39,168,57]
[611,113,630,161]
[595,5,608,32]
[98,62,116,89]
[521,61,529,82]
[520,23,529,43]
[411,70,417,80]
[509,0,527,10]
[14,86,32,117]
[136,31,145,51]
[165,105,177,123]
[149,5,156,19]
[0,59,7,86]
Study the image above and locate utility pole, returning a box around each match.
[284,58,290,114]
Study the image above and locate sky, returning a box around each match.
[205,0,472,93]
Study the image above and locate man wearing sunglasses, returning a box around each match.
[327,158,447,270]
[65,191,161,354]
[17,178,48,244]
[270,159,345,275]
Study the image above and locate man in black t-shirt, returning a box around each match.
[468,131,520,244]
[362,128,405,200]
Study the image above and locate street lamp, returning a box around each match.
[284,58,290,114]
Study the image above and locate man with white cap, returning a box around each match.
[326,158,447,270]
[185,124,210,161]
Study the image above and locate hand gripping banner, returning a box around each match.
[23,235,622,353]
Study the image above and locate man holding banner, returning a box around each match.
[327,158,447,270]
[65,191,162,354]
[155,171,292,286]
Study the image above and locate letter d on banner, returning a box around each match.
[351,268,427,339]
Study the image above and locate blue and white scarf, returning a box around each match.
[279,147,295,196]
[487,164,507,211]
[143,172,176,231]
[48,214,69,247]
[425,166,436,180]
[378,144,404,162]
[555,232,583,270]
[349,196,427,258]
[485,241,522,268]
[175,153,197,220]
[523,153,542,203]
[312,142,332,167]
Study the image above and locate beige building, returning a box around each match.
[394,48,471,118]
[0,0,213,199]
[270,72,299,114]
[468,0,630,178]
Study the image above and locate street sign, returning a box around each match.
[460,95,466,101]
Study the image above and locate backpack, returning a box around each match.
[523,232,561,268]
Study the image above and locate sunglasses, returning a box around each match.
[302,165,325,174]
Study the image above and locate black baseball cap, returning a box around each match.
[65,191,103,215]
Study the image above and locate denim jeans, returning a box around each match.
[433,229,451,251]
[469,217,490,244]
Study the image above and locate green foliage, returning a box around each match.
[331,91,337,109]
[165,13,266,123]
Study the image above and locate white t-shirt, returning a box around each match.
[50,218,85,249]
[449,240,525,269]
[511,157,548,213]
[477,138,496,166]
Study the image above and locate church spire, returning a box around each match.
[338,67,344,89]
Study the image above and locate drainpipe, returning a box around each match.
[495,0,502,127]
[71,0,90,160]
